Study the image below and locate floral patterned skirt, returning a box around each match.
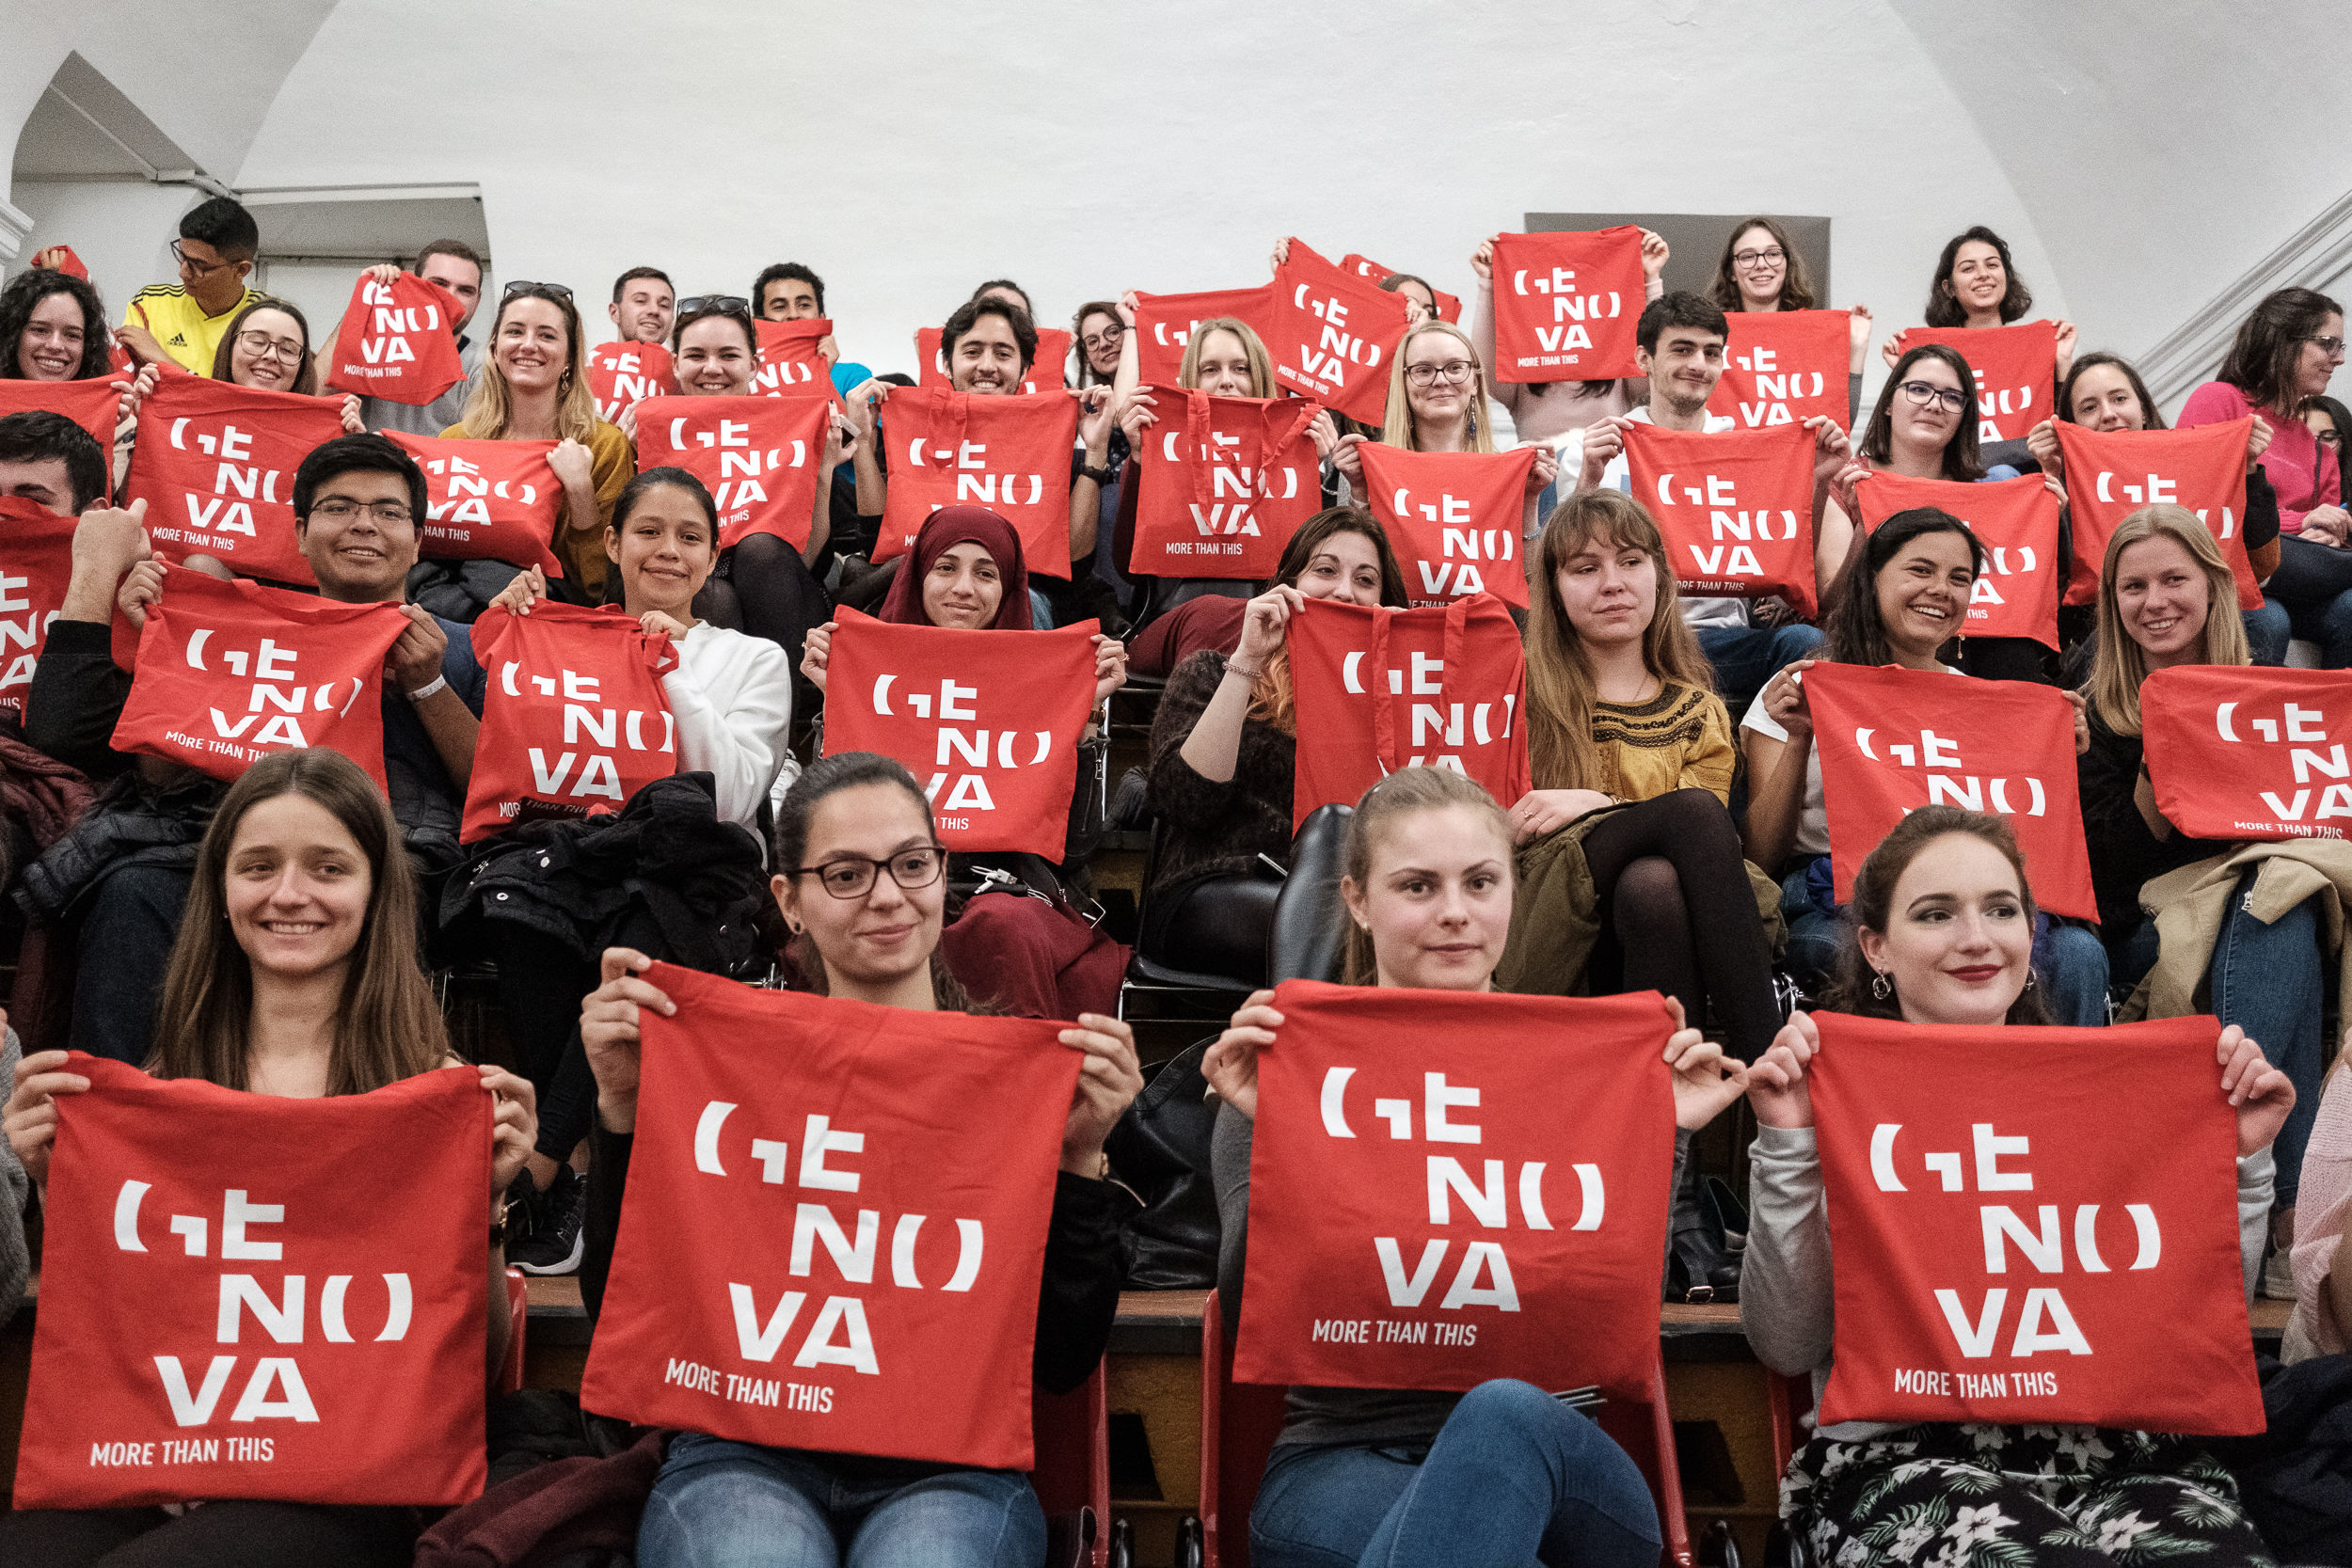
[1782,1421,2275,1567]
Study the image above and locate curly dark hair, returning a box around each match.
[0,269,112,381]
[1923,226,2033,329]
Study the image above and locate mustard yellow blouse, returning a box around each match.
[1586,680,1736,806]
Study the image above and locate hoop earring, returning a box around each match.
[1870,970,1893,1002]
[2024,970,2038,992]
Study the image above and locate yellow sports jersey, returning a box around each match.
[122,284,263,375]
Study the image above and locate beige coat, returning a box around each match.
[2117,837,2352,1026]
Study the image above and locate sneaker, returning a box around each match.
[509,1166,586,1275]
[2263,1242,2296,1301]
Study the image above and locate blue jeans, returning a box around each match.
[2246,597,2292,667]
[638,1433,1045,1568]
[2122,870,2325,1202]
[1694,622,1825,722]
[2208,870,2325,1205]
[1249,1380,1661,1568]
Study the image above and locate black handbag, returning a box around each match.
[1103,1037,1221,1290]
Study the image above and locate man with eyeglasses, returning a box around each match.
[317,239,492,438]
[118,196,264,377]
[1565,292,1851,719]
[23,433,487,1069]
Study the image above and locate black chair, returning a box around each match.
[1266,803,1351,986]
[1119,817,1264,1022]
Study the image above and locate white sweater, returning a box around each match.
[661,622,793,836]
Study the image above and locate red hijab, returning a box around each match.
[877,506,1033,629]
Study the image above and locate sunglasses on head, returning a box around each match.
[501,281,574,302]
[676,295,751,317]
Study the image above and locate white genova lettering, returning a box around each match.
[421,451,539,527]
[180,630,362,752]
[496,659,675,805]
[1334,647,1516,777]
[1848,724,2048,818]
[2209,699,2352,822]
[864,673,1054,816]
[109,1180,405,1427]
[1320,1066,1605,1316]
[901,436,1045,509]
[2092,469,2235,538]
[166,418,277,539]
[1865,1122,2141,1360]
[689,1101,988,1375]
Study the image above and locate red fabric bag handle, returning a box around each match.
[1368,606,1397,775]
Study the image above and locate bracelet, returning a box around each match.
[405,674,448,703]
[1225,657,1264,683]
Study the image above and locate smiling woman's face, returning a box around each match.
[605,483,716,616]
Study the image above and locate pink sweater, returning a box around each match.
[2179,380,2341,532]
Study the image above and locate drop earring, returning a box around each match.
[1870,970,1892,1001]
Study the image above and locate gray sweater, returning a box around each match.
[0,1029,27,1330]
[1214,1096,1692,1449]
[1740,1122,2274,1443]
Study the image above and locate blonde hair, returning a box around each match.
[458,286,600,442]
[1339,767,1514,985]
[2085,504,2250,736]
[1380,321,1498,452]
[1178,317,1275,398]
[1524,489,1715,790]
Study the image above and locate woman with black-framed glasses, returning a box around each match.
[1828,343,2058,682]
[1327,320,1558,536]
[1707,215,1875,422]
[207,296,364,429]
[573,749,1140,1567]
[2180,287,2347,542]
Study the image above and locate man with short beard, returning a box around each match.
[1567,291,1851,717]
[317,239,492,438]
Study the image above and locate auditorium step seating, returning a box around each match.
[2,1273,2292,1554]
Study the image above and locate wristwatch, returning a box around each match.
[1079,463,1116,486]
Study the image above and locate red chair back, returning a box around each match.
[1768,1368,1813,1487]
[1031,1358,1112,1568]
[498,1266,528,1397]
[1199,1289,1693,1567]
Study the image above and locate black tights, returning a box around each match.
[1581,790,1780,1062]
[489,924,600,1169]
[722,533,832,667]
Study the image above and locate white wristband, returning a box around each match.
[405,674,448,703]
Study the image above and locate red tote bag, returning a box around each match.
[1131,284,1281,388]
[588,340,675,423]
[322,272,467,405]
[1286,594,1531,830]
[384,431,567,578]
[0,495,83,721]
[633,393,834,550]
[109,567,410,791]
[1706,309,1851,431]
[579,965,1082,1471]
[2140,664,2352,840]
[123,373,347,586]
[1338,254,1462,323]
[1130,390,1325,579]
[1807,1010,2264,1434]
[1621,421,1820,617]
[917,326,1073,395]
[1235,981,1675,1399]
[752,319,847,408]
[1852,470,2063,648]
[2054,418,2261,610]
[875,387,1081,578]
[820,608,1099,856]
[1268,239,1412,427]
[1804,662,2098,920]
[1901,321,2057,445]
[462,602,678,842]
[1489,229,1645,384]
[1359,444,1538,610]
[0,375,123,499]
[15,1058,490,1508]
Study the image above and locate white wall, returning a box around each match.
[7,0,2349,413]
